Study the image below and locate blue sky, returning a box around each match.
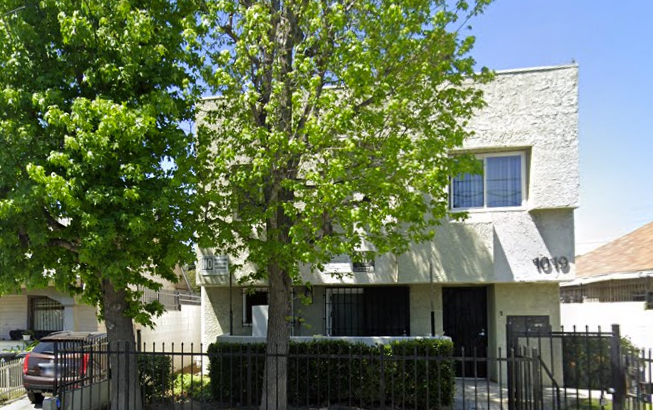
[468,0,653,254]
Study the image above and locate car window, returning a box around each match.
[32,342,55,354]
[32,340,85,354]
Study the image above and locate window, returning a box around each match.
[451,152,526,209]
[30,297,64,332]
[242,289,268,326]
[325,287,410,336]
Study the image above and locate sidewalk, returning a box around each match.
[454,378,609,410]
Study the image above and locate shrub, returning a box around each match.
[562,335,639,390]
[173,373,211,401]
[207,338,454,409]
[138,354,173,403]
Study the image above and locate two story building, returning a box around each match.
[198,64,579,374]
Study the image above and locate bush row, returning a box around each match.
[207,338,455,409]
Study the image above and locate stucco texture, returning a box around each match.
[198,66,579,351]
[466,65,579,210]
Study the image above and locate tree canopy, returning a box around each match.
[0,1,201,407]
[198,0,491,277]
[0,0,200,324]
[196,0,492,408]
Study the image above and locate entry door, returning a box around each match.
[442,287,488,377]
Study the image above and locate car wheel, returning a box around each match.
[27,391,44,404]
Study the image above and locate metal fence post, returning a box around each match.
[247,344,252,408]
[532,347,542,410]
[506,322,516,410]
[611,324,626,410]
[379,344,386,410]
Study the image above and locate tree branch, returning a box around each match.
[43,208,67,231]
[47,238,79,253]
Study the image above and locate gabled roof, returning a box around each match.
[576,221,653,278]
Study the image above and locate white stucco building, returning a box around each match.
[561,220,653,350]
[0,267,201,351]
[198,64,579,376]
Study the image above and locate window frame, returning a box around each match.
[450,151,527,211]
[29,296,64,332]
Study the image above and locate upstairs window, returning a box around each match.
[451,153,526,210]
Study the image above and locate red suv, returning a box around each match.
[22,331,107,404]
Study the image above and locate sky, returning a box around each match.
[467,0,653,255]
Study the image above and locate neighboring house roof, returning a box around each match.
[576,220,653,278]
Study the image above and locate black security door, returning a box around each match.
[442,286,488,377]
[363,287,410,336]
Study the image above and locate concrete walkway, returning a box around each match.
[454,378,610,410]
[0,396,39,410]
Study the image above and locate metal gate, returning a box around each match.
[507,323,653,410]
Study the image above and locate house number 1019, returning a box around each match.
[533,256,569,273]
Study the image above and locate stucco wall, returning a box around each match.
[466,65,579,210]
[0,291,103,339]
[561,302,653,351]
[198,66,577,354]
[490,282,562,383]
[409,284,443,336]
[202,285,325,344]
[0,295,27,340]
[197,65,579,289]
[491,283,561,353]
[201,283,563,352]
[138,304,201,368]
[65,304,104,332]
[200,207,575,287]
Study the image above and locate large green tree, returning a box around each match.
[197,0,492,409]
[0,1,200,408]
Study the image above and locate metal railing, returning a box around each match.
[561,277,653,306]
[54,340,547,410]
[509,324,653,410]
[140,289,201,310]
[624,348,653,410]
[0,357,25,403]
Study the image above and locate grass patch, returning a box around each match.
[565,398,613,410]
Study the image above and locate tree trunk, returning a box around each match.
[260,262,292,410]
[103,279,142,410]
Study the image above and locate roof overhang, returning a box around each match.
[561,270,653,287]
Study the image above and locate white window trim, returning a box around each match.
[450,151,527,212]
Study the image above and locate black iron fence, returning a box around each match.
[53,340,547,410]
[625,349,653,410]
[51,328,653,410]
[508,324,653,410]
[54,335,110,410]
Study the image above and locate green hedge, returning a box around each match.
[207,338,454,409]
[138,354,173,403]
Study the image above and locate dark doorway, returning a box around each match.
[442,286,488,377]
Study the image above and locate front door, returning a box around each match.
[442,286,488,377]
